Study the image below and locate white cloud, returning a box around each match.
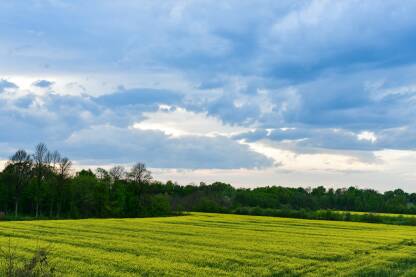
[148,146,416,191]
[132,106,252,138]
[243,139,379,172]
[0,160,7,171]
[357,131,377,143]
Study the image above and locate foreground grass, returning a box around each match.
[1,213,416,276]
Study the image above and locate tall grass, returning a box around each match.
[0,238,55,277]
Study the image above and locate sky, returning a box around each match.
[1,0,416,191]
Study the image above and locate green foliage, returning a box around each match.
[0,144,179,219]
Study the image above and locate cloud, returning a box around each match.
[32,79,54,88]
[2,0,416,80]
[3,1,416,187]
[62,125,273,169]
[0,92,97,147]
[0,86,271,169]
[357,131,377,143]
[0,79,18,92]
[95,88,183,108]
[236,128,379,152]
[265,0,416,80]
[244,139,380,173]
[133,106,252,138]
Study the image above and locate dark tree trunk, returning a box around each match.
[14,199,18,217]
[35,200,39,218]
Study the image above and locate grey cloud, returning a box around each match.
[61,125,273,169]
[0,87,273,169]
[0,79,18,92]
[95,88,183,108]
[32,79,54,88]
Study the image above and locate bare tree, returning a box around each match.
[128,163,152,184]
[7,150,32,217]
[46,150,61,217]
[32,143,49,218]
[58,158,72,180]
[96,168,110,180]
[56,157,72,217]
[50,150,61,170]
[109,166,125,182]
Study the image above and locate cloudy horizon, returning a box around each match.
[2,1,416,191]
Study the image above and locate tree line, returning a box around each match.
[0,143,169,219]
[1,143,416,220]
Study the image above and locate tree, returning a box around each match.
[128,163,152,185]
[96,168,110,181]
[56,157,72,217]
[32,143,49,218]
[46,150,61,217]
[6,150,32,217]
[109,166,125,182]
[49,150,61,169]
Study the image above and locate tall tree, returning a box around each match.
[96,167,112,195]
[128,163,152,185]
[109,166,125,182]
[47,150,61,216]
[7,150,32,217]
[32,143,49,218]
[56,157,71,217]
[128,163,152,215]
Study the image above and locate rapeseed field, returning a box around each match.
[1,213,416,276]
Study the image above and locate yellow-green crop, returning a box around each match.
[1,213,416,276]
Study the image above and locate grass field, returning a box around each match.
[1,213,416,276]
